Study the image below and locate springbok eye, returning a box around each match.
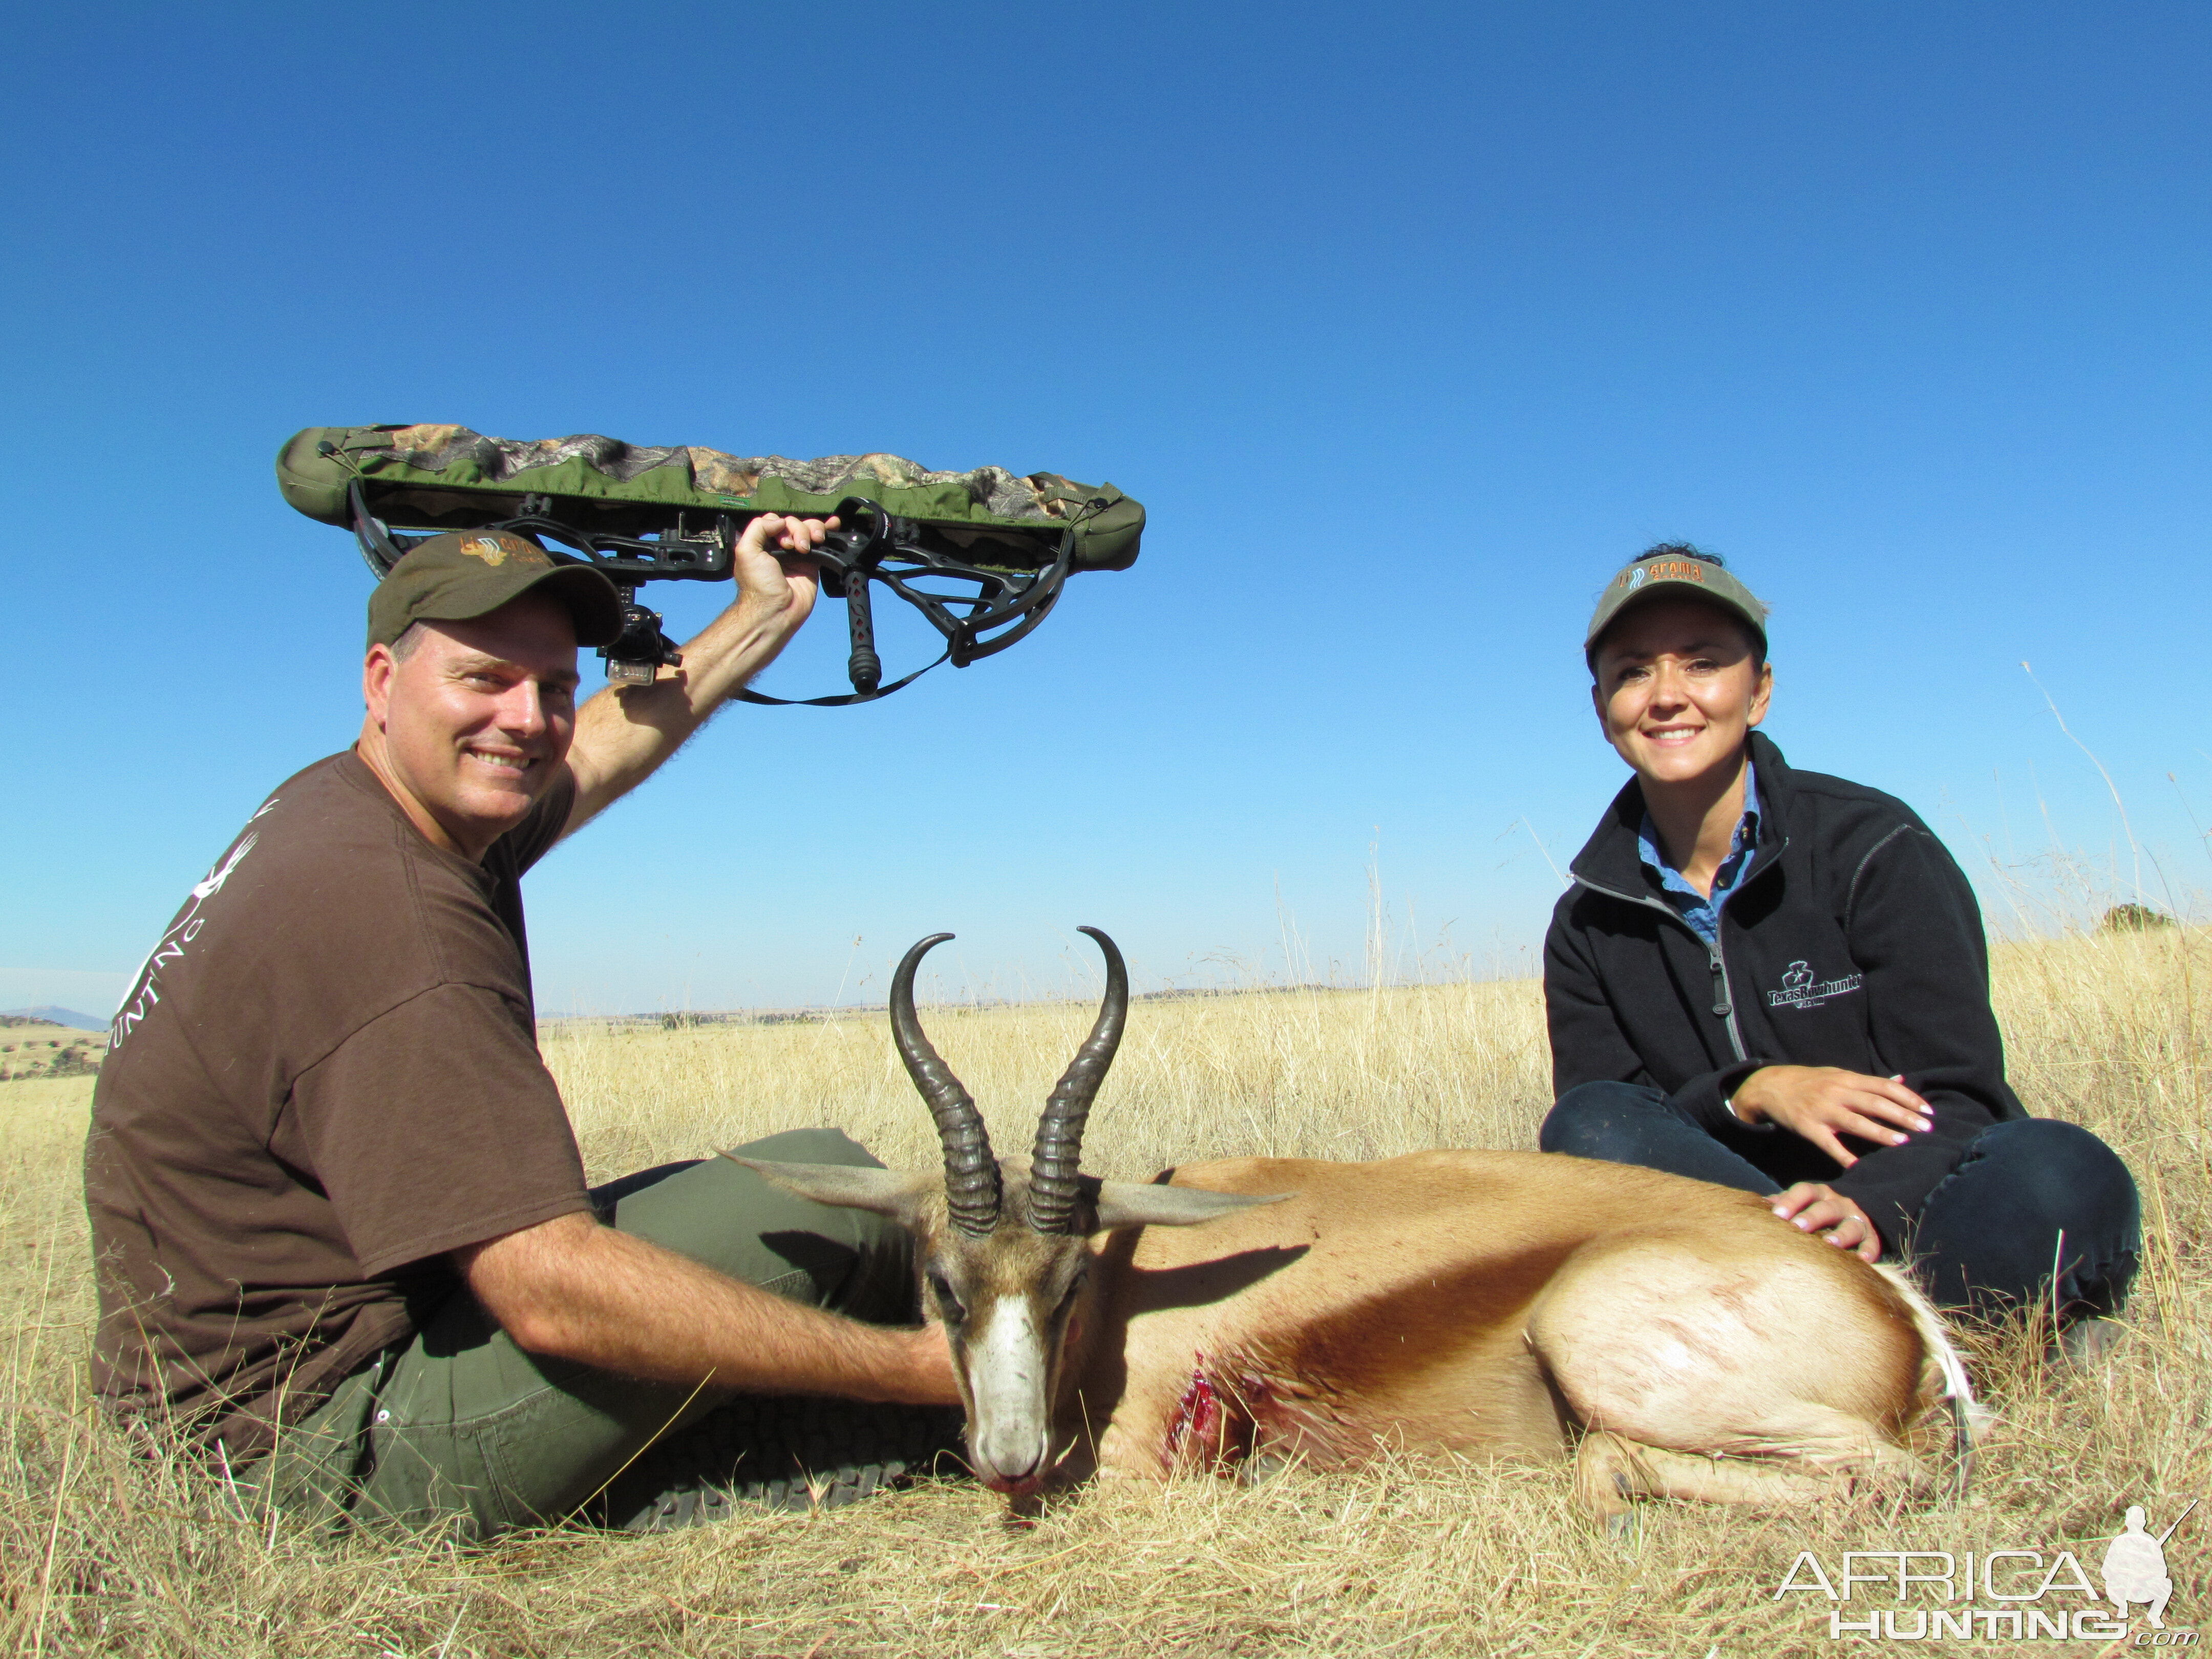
[928,1272,966,1323]
[1056,1268,1089,1311]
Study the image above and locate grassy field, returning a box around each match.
[0,1021,101,1086]
[2,929,2205,1656]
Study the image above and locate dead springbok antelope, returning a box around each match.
[734,928,1974,1518]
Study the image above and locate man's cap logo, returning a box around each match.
[457,535,547,568]
[1628,567,1647,589]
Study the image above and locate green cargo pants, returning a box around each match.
[245,1129,920,1540]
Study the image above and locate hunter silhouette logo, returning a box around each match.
[2103,1501,2195,1631]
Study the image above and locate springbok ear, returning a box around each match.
[1091,1181,1294,1231]
[721,1156,935,1225]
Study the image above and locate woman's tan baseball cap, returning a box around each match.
[1584,546,1769,661]
[367,531,626,650]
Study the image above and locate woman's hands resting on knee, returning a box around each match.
[1729,1065,1935,1263]
[1728,1065,1932,1161]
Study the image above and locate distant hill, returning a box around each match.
[1,1006,106,1031]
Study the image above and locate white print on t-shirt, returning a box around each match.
[109,796,278,1052]
[1765,959,1865,1013]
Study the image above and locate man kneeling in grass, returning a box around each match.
[84,518,959,1540]
[1541,545,2139,1353]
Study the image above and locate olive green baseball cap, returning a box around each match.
[1584,547,1768,661]
[366,530,626,650]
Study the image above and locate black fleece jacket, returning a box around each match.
[1544,731,2026,1247]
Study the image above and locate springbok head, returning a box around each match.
[730,927,1285,1495]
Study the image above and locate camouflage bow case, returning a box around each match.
[276,424,1145,701]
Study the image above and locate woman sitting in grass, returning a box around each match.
[1539,545,2138,1352]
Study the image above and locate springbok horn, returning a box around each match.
[890,932,1001,1239]
[1028,926,1128,1235]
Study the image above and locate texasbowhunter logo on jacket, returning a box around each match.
[1767,959,1865,1013]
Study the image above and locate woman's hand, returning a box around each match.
[1770,1182,1883,1262]
[1729,1065,1931,1165]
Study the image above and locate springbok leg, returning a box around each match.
[1531,1229,1941,1518]
[1573,1430,1910,1518]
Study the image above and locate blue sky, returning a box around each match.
[3,3,2207,1015]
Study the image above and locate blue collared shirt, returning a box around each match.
[1637,763,1760,945]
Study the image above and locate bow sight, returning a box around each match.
[279,427,1145,704]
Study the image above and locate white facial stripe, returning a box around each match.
[965,1294,1052,1481]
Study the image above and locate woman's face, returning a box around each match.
[1590,597,1772,789]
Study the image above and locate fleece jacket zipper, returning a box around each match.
[1566,854,1784,1066]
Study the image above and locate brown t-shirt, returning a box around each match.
[83,752,592,1461]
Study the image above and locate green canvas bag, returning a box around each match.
[276,425,1144,700]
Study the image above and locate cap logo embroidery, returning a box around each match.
[1628,568,1647,589]
[457,535,549,569]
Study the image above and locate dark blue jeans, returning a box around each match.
[1539,1081,2140,1321]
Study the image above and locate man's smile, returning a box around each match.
[462,746,539,776]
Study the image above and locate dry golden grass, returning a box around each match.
[4,931,2206,1656]
[0,1023,100,1086]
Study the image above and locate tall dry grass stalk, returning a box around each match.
[3,932,2205,1655]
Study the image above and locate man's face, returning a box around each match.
[1590,597,1772,788]
[362,593,580,855]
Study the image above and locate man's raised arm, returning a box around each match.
[455,1210,958,1405]
[559,512,835,837]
